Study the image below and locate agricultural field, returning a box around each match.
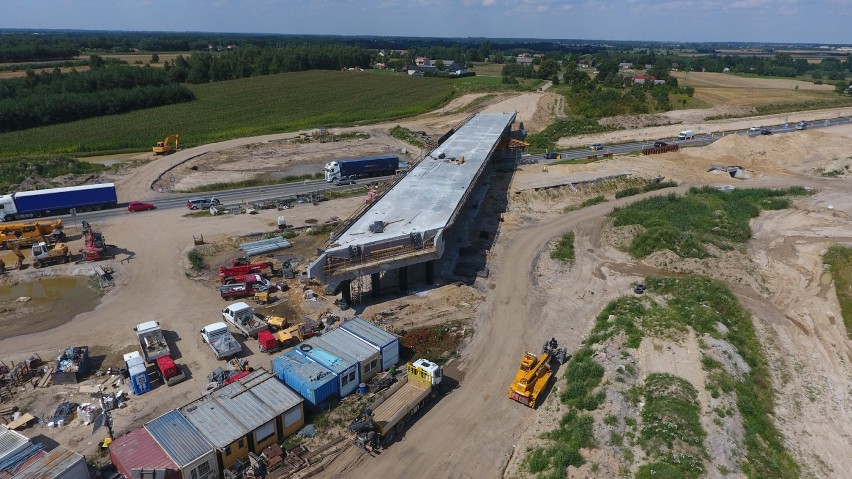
[674,71,835,90]
[469,61,504,76]
[0,70,455,156]
[99,52,184,66]
[673,71,852,109]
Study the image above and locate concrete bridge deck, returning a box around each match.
[308,112,516,285]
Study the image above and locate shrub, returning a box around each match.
[550,232,575,262]
[187,249,204,271]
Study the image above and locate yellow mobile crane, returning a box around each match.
[508,339,567,408]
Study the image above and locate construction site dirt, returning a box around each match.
[0,90,850,479]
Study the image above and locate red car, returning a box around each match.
[128,201,156,212]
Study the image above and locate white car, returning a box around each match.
[748,126,762,132]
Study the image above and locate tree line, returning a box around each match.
[0,58,194,132]
[162,44,372,83]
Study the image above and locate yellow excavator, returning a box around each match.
[4,240,27,270]
[30,239,70,269]
[508,339,568,408]
[153,134,180,154]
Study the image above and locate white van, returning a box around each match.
[677,130,695,140]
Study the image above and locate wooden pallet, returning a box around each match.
[37,367,55,388]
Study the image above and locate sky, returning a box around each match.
[2,0,851,44]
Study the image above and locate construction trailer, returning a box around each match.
[0,427,88,479]
[339,316,401,371]
[178,368,304,470]
[313,328,382,384]
[293,338,359,397]
[271,350,338,410]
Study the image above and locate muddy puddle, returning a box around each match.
[0,276,102,340]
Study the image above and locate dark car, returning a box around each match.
[127,201,156,212]
[334,176,356,186]
[544,152,561,160]
[653,141,668,147]
[760,129,773,135]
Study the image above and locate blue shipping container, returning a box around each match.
[294,340,359,397]
[13,183,118,216]
[271,351,337,409]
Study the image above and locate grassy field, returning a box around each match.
[610,187,809,259]
[0,70,455,156]
[550,232,576,262]
[694,87,847,107]
[824,245,852,339]
[469,61,504,76]
[454,74,543,93]
[525,276,798,479]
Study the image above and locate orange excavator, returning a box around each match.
[153,134,180,154]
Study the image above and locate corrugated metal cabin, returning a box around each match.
[146,410,219,479]
[109,428,180,479]
[314,328,382,383]
[11,445,88,479]
[271,350,338,409]
[339,317,401,371]
[178,368,303,470]
[293,337,359,397]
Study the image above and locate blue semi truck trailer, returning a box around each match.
[323,155,399,182]
[0,183,118,221]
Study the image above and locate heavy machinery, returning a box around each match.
[31,240,70,268]
[0,219,64,248]
[349,359,443,451]
[6,240,27,270]
[152,134,180,154]
[508,339,567,408]
[78,226,109,263]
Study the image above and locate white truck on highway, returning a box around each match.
[222,301,268,339]
[677,129,695,140]
[134,321,169,363]
[200,322,242,360]
[348,359,443,450]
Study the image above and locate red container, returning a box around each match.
[257,330,279,353]
[225,370,251,385]
[156,355,179,379]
